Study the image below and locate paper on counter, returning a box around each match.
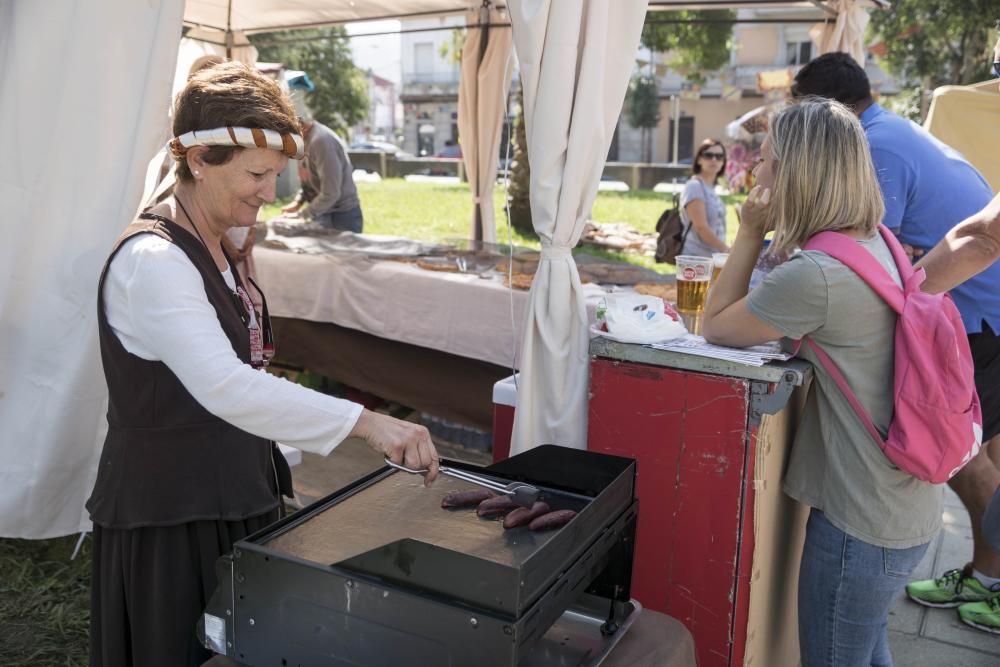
[649,334,791,367]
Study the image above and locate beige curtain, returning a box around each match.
[0,0,183,538]
[458,7,514,243]
[810,0,870,65]
[508,0,648,454]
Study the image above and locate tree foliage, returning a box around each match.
[252,27,369,136]
[640,11,735,85]
[439,28,466,66]
[627,75,661,130]
[868,0,994,88]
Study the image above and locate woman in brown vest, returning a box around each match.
[87,62,439,667]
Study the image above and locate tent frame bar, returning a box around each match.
[246,17,820,47]
[187,0,872,38]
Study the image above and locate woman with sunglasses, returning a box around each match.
[679,139,730,256]
[88,62,440,667]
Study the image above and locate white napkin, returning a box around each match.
[595,294,687,345]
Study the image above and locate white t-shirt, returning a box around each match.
[680,177,726,257]
[103,233,362,456]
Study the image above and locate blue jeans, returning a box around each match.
[314,205,363,233]
[798,509,930,667]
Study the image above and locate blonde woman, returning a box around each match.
[703,99,939,666]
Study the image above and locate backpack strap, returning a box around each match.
[876,224,916,282]
[678,192,693,248]
[801,224,906,314]
[797,224,914,449]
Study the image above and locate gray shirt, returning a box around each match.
[747,234,942,548]
[304,122,360,216]
[680,177,726,257]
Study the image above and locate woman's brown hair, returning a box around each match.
[691,138,727,184]
[171,61,300,182]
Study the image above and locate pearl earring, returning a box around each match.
[194,170,200,176]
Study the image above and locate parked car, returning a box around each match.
[349,141,413,158]
[436,142,463,159]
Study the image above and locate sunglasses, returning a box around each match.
[701,151,725,160]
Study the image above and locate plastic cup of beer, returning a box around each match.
[675,255,713,313]
[711,253,729,281]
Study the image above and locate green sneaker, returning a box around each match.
[958,593,1000,634]
[905,565,1000,608]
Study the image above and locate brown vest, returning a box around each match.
[86,216,279,528]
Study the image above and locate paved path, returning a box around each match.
[887,487,1000,665]
[291,440,1000,664]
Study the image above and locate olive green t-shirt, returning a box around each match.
[747,234,942,548]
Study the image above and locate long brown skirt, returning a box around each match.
[89,511,278,667]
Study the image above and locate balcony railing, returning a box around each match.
[402,71,460,86]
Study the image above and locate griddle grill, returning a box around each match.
[199,446,638,666]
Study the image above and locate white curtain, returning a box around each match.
[508,0,648,454]
[0,0,183,538]
[458,7,514,243]
[810,0,870,66]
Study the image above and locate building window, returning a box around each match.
[787,40,813,67]
[668,117,695,164]
[414,43,434,77]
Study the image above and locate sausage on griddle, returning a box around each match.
[477,495,521,518]
[441,489,494,509]
[502,501,551,529]
[529,509,578,531]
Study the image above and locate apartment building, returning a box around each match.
[615,8,898,164]
[399,15,465,156]
[352,71,399,142]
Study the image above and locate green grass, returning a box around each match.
[0,535,91,666]
[263,179,746,275]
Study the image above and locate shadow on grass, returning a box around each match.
[0,535,91,666]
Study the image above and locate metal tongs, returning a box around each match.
[384,457,540,508]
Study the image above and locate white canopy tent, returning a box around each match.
[0,0,184,539]
[1,0,886,538]
[809,0,871,65]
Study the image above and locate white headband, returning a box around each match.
[174,126,305,160]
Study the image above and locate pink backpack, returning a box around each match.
[800,224,983,484]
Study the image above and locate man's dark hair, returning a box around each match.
[791,52,872,108]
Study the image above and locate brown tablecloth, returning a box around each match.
[272,317,509,430]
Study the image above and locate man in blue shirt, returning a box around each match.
[793,51,1000,635]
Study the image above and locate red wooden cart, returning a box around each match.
[587,338,812,667]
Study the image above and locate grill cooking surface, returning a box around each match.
[264,471,575,568]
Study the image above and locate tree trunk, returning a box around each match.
[507,84,535,237]
[919,76,933,123]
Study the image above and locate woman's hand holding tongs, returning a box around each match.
[351,409,440,484]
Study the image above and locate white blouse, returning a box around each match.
[102,234,362,456]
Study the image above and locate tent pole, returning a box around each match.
[225,0,233,58]
[473,1,492,243]
[671,95,680,164]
